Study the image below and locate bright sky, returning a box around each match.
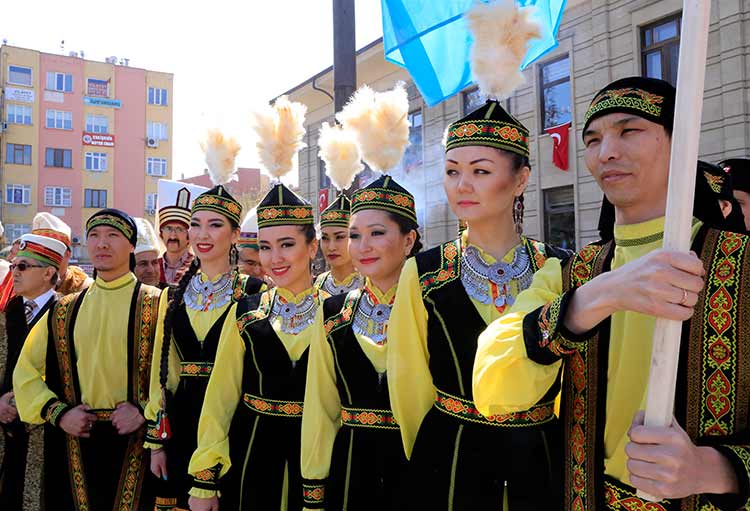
[2,0,384,184]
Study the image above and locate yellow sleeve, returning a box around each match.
[473,257,564,417]
[301,308,342,481]
[13,310,57,424]
[386,258,433,459]
[188,303,244,496]
[144,288,181,449]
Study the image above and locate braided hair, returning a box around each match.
[158,257,201,393]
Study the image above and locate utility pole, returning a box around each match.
[332,0,356,115]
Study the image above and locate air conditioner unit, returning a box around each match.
[146,137,159,148]
[0,122,8,133]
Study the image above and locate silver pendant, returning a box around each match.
[461,245,532,309]
[270,292,317,335]
[352,291,392,345]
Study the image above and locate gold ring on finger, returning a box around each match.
[679,288,688,306]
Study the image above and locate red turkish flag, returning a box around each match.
[318,189,329,213]
[546,122,571,171]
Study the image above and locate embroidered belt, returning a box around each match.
[603,476,676,510]
[434,388,555,427]
[89,408,116,421]
[180,361,213,377]
[243,393,303,417]
[341,406,399,429]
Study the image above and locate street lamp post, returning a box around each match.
[332,0,356,115]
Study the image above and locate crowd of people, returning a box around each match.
[1,16,750,511]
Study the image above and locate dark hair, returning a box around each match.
[385,212,422,257]
[159,258,201,391]
[492,148,531,174]
[299,224,316,244]
[49,269,59,287]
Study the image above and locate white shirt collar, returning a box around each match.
[24,288,56,320]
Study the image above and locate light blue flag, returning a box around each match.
[382,0,566,106]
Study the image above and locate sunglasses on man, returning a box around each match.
[10,262,46,272]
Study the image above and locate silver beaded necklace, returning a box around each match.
[322,273,365,297]
[184,271,234,312]
[460,245,534,310]
[352,290,392,345]
[269,291,318,335]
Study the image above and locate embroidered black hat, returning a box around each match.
[86,208,138,247]
[699,160,733,201]
[256,182,314,229]
[445,100,530,158]
[320,194,352,229]
[192,185,243,226]
[351,175,417,224]
[720,158,750,193]
[583,77,676,138]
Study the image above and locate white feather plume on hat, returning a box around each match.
[251,96,307,180]
[466,0,541,99]
[336,83,410,174]
[318,122,363,191]
[200,129,241,185]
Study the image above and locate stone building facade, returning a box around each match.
[282,0,749,250]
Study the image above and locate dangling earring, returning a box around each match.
[229,244,239,267]
[513,195,525,235]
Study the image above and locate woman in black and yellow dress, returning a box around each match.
[386,98,571,509]
[188,98,317,511]
[313,194,364,301]
[300,107,416,509]
[144,133,265,511]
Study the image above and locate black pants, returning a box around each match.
[44,421,154,511]
[0,425,29,511]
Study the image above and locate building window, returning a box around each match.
[6,104,32,125]
[8,65,32,86]
[5,224,31,241]
[45,148,73,168]
[46,71,73,93]
[540,56,572,131]
[146,157,167,176]
[462,87,511,115]
[402,109,423,173]
[146,193,158,212]
[5,143,32,165]
[148,87,168,106]
[5,185,31,205]
[44,186,72,207]
[46,110,73,130]
[84,189,107,208]
[85,114,109,134]
[87,78,109,97]
[641,15,681,86]
[317,157,330,189]
[85,152,108,172]
[543,186,576,250]
[147,122,168,141]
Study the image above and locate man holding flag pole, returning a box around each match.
[471,0,750,509]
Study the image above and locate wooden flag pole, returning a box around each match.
[638,0,712,502]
